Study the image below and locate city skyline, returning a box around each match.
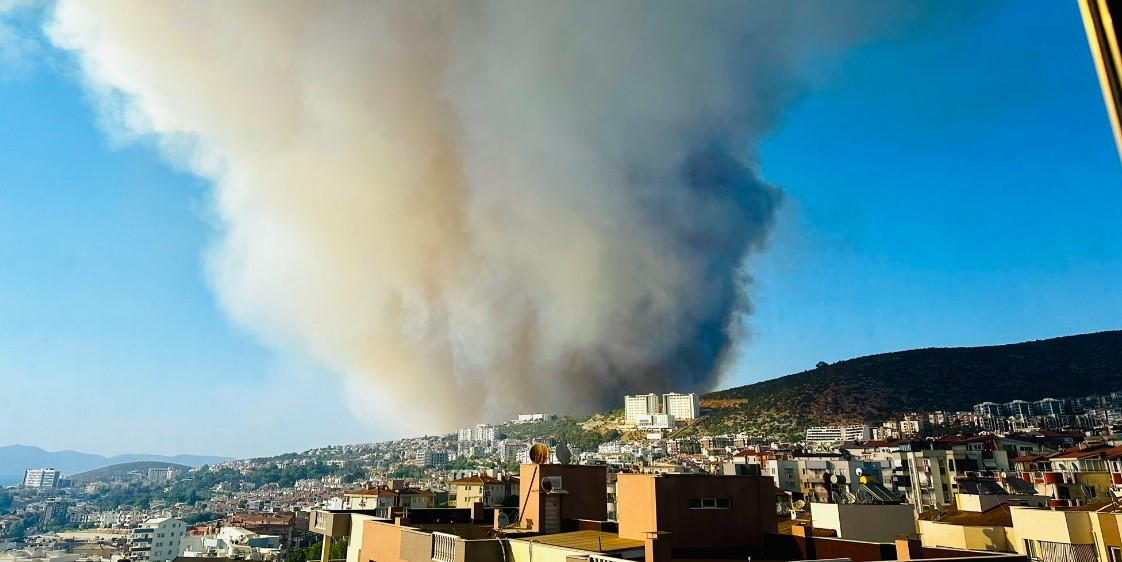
[1,1,1121,458]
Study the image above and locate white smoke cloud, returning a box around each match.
[45,0,947,435]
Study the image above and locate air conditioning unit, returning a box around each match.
[541,476,564,493]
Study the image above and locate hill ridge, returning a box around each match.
[695,329,1122,437]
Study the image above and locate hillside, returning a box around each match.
[70,461,193,483]
[0,445,231,485]
[690,330,1122,438]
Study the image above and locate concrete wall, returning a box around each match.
[519,464,606,532]
[345,514,379,562]
[358,520,404,562]
[1010,507,1096,556]
[1091,512,1122,562]
[617,473,777,551]
[507,538,590,562]
[398,529,432,562]
[811,503,917,543]
[456,538,505,562]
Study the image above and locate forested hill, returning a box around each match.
[695,330,1122,437]
[70,461,192,483]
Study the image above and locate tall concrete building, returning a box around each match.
[23,468,61,489]
[662,392,700,420]
[129,517,186,562]
[624,393,661,422]
[1004,399,1035,418]
[973,401,1004,417]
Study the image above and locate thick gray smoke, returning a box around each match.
[46,1,937,434]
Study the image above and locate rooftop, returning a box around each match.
[524,530,644,553]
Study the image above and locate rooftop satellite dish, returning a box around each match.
[496,512,510,528]
[855,468,864,477]
[556,443,572,465]
[529,443,550,465]
[1000,471,1009,479]
[794,500,806,510]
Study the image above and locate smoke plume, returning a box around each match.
[46,1,934,434]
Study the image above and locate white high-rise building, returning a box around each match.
[130,517,186,562]
[472,424,496,442]
[624,393,661,422]
[23,468,61,489]
[804,425,874,443]
[662,392,700,420]
[147,467,176,482]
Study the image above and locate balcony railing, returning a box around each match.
[432,532,457,562]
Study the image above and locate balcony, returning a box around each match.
[431,532,457,562]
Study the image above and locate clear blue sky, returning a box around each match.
[1,2,1119,458]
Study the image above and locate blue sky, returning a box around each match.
[1,2,1120,458]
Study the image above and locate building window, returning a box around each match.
[1108,547,1121,562]
[688,497,731,509]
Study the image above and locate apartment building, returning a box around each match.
[129,517,186,562]
[891,435,1045,512]
[1012,443,1122,507]
[23,468,61,489]
[449,474,518,508]
[147,467,176,482]
[805,425,874,443]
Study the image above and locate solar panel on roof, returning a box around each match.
[1003,476,1037,495]
[855,483,903,504]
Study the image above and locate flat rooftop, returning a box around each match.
[525,530,644,553]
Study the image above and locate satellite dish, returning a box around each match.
[859,475,868,485]
[794,500,806,510]
[496,512,510,528]
[556,443,572,465]
[830,474,846,485]
[855,468,863,477]
[541,477,554,493]
[529,443,550,465]
[1000,471,1009,479]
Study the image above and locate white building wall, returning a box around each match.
[662,393,699,420]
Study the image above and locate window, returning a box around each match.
[688,497,732,509]
[1108,546,1121,562]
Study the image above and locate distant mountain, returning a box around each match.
[69,461,193,483]
[692,330,1122,438]
[0,444,232,485]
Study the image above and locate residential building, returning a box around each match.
[1004,400,1035,418]
[625,393,661,422]
[130,517,187,562]
[974,402,1004,417]
[416,451,448,468]
[42,500,70,523]
[448,475,518,508]
[1034,398,1068,417]
[514,413,551,423]
[893,436,1044,512]
[148,467,177,482]
[344,483,435,512]
[805,425,874,443]
[663,392,700,420]
[1012,443,1122,507]
[23,468,61,489]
